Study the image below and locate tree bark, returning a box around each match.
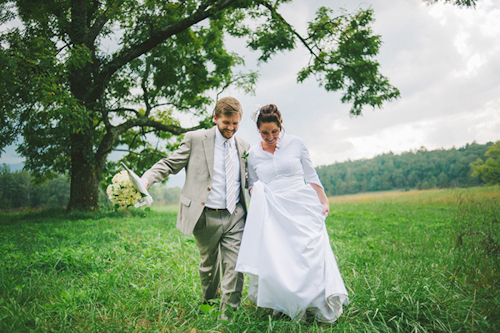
[67,133,100,211]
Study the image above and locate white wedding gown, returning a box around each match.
[236,134,349,322]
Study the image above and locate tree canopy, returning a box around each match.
[471,141,500,185]
[1,0,473,210]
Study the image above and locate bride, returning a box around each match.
[235,104,349,322]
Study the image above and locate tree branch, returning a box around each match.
[141,57,153,117]
[113,148,169,159]
[89,0,240,103]
[258,0,322,63]
[115,117,205,137]
[88,2,114,45]
[108,107,142,117]
[95,116,206,163]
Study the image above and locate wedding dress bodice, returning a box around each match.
[247,134,322,188]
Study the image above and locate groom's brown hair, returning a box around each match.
[214,97,243,118]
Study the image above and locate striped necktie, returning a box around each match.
[224,140,236,214]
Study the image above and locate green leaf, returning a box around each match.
[200,303,213,314]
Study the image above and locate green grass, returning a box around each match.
[1,188,499,332]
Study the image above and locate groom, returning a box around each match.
[141,97,250,318]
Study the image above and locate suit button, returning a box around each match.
[207,187,211,191]
[201,202,205,206]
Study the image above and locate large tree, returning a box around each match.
[0,0,431,210]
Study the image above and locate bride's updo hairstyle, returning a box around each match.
[257,104,283,130]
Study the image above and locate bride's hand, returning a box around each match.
[322,202,330,217]
[309,183,330,217]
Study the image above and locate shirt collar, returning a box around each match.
[215,127,236,147]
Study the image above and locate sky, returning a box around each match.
[2,0,500,188]
[229,0,500,166]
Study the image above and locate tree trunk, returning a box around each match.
[66,0,99,211]
[67,133,99,211]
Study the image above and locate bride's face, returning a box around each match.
[259,122,280,146]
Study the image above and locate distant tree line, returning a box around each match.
[148,186,182,206]
[0,164,70,210]
[316,142,494,197]
[0,163,181,211]
[1,141,495,209]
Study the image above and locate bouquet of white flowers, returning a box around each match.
[106,171,142,207]
[106,164,153,208]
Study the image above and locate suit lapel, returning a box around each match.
[203,127,216,179]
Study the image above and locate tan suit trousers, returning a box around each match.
[192,201,245,310]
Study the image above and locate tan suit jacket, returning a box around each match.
[143,127,250,236]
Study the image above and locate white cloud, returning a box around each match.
[425,0,500,79]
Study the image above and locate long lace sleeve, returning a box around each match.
[299,139,323,188]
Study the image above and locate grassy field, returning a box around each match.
[0,187,499,332]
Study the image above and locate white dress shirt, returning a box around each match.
[205,128,241,209]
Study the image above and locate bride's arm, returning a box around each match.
[298,138,330,216]
[310,183,330,216]
[247,153,258,197]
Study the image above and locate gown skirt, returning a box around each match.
[235,176,349,322]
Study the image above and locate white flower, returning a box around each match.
[250,105,261,123]
[106,170,142,208]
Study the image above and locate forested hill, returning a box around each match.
[316,141,493,197]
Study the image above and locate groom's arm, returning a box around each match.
[142,132,192,187]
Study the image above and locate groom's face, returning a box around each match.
[214,113,241,139]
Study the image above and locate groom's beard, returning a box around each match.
[218,127,236,139]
